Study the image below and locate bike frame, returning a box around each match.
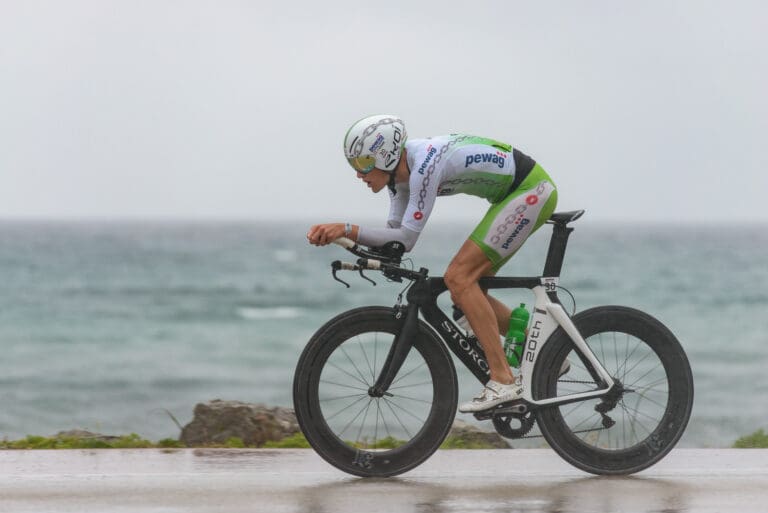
[370,213,617,410]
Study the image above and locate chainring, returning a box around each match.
[492,411,536,439]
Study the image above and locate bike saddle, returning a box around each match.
[548,210,585,225]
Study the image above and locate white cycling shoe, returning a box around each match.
[458,359,570,414]
[458,377,524,413]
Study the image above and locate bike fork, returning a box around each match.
[369,303,419,397]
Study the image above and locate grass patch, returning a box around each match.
[0,433,155,450]
[733,429,768,448]
[440,435,503,449]
[225,437,246,448]
[263,432,311,448]
[0,432,313,449]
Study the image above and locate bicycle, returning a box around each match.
[293,210,694,477]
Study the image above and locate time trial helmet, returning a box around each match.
[343,115,407,174]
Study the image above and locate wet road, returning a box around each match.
[1,449,766,512]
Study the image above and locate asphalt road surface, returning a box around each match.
[1,448,767,513]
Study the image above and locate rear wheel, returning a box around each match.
[293,307,458,477]
[533,306,694,475]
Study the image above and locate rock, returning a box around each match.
[180,400,299,447]
[179,400,509,449]
[446,419,510,449]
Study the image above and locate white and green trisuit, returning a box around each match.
[356,134,557,272]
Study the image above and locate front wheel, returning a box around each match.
[533,306,694,475]
[293,306,458,477]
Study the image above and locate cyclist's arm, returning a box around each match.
[357,224,419,251]
[357,182,419,250]
[358,150,443,249]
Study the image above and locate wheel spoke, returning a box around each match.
[337,397,374,439]
[620,349,655,381]
[319,379,370,393]
[355,399,374,446]
[618,399,663,425]
[320,392,368,403]
[565,410,601,432]
[325,361,370,388]
[382,397,413,439]
[389,380,433,390]
[357,336,376,384]
[626,364,665,391]
[619,400,653,440]
[340,345,372,387]
[391,360,428,387]
[383,397,427,424]
[389,393,432,405]
[560,400,589,418]
[629,390,667,410]
[325,394,370,423]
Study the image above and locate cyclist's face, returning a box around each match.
[357,168,390,193]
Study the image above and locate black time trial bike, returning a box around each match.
[293,210,694,477]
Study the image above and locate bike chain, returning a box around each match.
[518,426,610,440]
[513,378,610,440]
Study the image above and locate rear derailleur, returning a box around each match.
[593,379,633,429]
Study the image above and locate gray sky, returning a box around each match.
[1,0,766,223]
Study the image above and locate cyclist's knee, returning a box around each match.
[444,265,477,301]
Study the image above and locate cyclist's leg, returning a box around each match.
[445,240,512,385]
[487,294,512,335]
[459,165,558,338]
[449,165,558,411]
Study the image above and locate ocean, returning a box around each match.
[0,220,766,447]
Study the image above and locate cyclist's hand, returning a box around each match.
[307,223,345,246]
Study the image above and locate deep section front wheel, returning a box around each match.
[293,306,458,477]
[533,306,694,475]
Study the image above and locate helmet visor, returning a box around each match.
[347,155,376,174]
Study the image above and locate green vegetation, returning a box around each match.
[225,437,246,448]
[157,438,186,448]
[0,432,309,450]
[733,429,768,448]
[440,435,502,449]
[1,433,155,450]
[1,431,503,450]
[264,432,311,448]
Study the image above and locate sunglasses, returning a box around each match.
[347,155,376,174]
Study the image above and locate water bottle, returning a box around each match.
[452,305,475,338]
[504,303,530,367]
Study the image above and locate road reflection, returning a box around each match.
[294,474,688,513]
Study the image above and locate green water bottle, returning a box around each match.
[504,303,530,367]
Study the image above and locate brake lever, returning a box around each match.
[331,260,351,288]
[359,269,376,286]
[333,270,350,288]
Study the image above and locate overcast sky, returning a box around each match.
[1,0,766,224]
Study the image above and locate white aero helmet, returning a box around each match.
[343,115,407,174]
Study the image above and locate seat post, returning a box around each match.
[542,222,574,278]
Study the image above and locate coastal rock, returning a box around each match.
[180,400,300,447]
[447,419,510,449]
[179,401,509,448]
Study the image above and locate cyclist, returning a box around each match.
[307,114,558,413]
